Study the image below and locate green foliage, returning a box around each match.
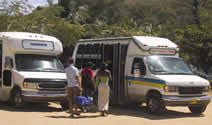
[0,0,32,31]
[174,24,212,72]
[82,24,150,39]
[0,1,84,47]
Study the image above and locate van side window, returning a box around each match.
[76,44,103,69]
[131,58,146,77]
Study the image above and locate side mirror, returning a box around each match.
[5,56,13,69]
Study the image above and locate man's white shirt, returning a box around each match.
[65,64,80,87]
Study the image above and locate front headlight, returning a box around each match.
[164,85,178,92]
[23,82,38,89]
[202,86,210,92]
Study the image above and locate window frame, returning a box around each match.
[131,57,146,77]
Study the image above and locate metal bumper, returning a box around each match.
[22,91,67,102]
[162,96,211,106]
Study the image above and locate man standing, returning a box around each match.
[81,62,94,97]
[65,58,82,117]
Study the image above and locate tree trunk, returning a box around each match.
[192,0,200,27]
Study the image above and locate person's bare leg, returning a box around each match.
[68,88,74,117]
[68,88,73,113]
[69,100,73,113]
[73,87,80,115]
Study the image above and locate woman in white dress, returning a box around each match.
[94,64,112,116]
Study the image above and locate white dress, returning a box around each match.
[98,76,110,111]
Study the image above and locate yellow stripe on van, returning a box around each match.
[132,40,150,53]
[126,76,166,88]
[128,80,165,88]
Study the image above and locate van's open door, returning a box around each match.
[109,43,128,104]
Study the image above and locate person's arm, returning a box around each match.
[74,68,82,91]
[94,70,100,89]
[107,70,112,81]
[75,76,82,91]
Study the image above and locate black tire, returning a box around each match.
[60,101,69,110]
[188,105,207,114]
[9,88,24,108]
[147,94,165,115]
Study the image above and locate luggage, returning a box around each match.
[75,96,93,106]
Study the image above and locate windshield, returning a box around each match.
[146,56,192,75]
[15,54,65,72]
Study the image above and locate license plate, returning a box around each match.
[190,99,198,104]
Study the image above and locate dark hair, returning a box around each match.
[67,57,74,64]
[87,62,93,68]
[100,63,108,70]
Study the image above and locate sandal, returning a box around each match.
[69,113,75,118]
[74,112,81,116]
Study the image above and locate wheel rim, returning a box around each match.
[14,91,22,105]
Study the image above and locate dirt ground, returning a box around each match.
[0,92,212,125]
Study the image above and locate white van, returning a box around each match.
[0,32,67,108]
[72,36,211,114]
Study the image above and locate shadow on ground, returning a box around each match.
[0,101,207,120]
[0,101,63,112]
[45,104,205,120]
[109,105,205,120]
[46,114,101,119]
[46,105,102,119]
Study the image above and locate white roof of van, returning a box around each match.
[0,32,63,55]
[133,36,177,48]
[0,32,59,41]
[79,36,177,48]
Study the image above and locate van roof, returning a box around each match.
[0,32,63,55]
[79,36,177,48]
[0,32,59,41]
[79,36,132,42]
[133,36,177,48]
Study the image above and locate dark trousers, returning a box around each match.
[82,88,93,97]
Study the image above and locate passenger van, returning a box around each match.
[0,32,67,108]
[72,36,211,114]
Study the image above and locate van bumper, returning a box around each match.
[162,96,211,106]
[22,91,67,102]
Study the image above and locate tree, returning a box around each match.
[0,0,33,31]
[1,0,211,67]
[0,0,85,47]
[172,0,212,72]
[24,5,85,47]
